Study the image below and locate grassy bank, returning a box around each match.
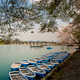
[41,51,80,80]
[0,43,5,45]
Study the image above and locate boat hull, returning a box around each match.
[42,69,50,73]
[42,59,48,62]
[53,59,63,63]
[11,66,20,71]
[47,47,52,49]
[36,61,42,63]
[19,67,36,80]
[11,62,21,71]
[47,65,54,69]
[9,71,28,80]
[35,72,45,77]
[29,62,36,65]
[28,65,46,78]
[37,64,51,73]
[25,76,34,80]
[50,60,59,66]
[21,63,29,67]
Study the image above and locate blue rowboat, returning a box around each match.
[28,59,36,65]
[34,58,42,63]
[42,61,55,69]
[37,63,51,73]
[50,60,59,66]
[52,52,70,62]
[47,47,52,49]
[21,59,29,67]
[52,58,63,63]
[27,65,46,77]
[44,56,52,61]
[11,62,21,71]
[61,51,67,53]
[19,67,36,80]
[9,71,28,80]
[42,52,57,57]
[40,57,48,62]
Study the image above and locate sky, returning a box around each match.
[15,19,68,42]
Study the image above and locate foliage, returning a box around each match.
[57,14,80,49]
[0,0,80,42]
[36,0,77,21]
[13,38,21,42]
[0,0,58,41]
[0,0,33,40]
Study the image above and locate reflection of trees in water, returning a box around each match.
[61,46,65,51]
[61,46,69,51]
[61,46,76,52]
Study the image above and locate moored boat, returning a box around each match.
[34,58,42,63]
[47,47,52,49]
[19,67,36,80]
[50,60,59,66]
[30,45,43,47]
[42,52,57,57]
[11,62,21,71]
[28,59,36,65]
[42,61,55,69]
[52,58,63,63]
[52,52,70,62]
[9,71,28,80]
[40,57,48,62]
[21,59,29,67]
[27,65,46,77]
[37,63,51,73]
[44,56,52,61]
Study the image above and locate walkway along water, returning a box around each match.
[41,51,80,80]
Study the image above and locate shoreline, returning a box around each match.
[41,51,80,80]
[0,44,77,46]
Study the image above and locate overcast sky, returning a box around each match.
[15,19,68,42]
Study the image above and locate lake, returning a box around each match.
[0,45,76,80]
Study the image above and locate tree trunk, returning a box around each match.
[79,45,80,51]
[78,40,80,51]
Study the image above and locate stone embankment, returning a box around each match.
[41,51,80,80]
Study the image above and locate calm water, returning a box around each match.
[0,45,76,80]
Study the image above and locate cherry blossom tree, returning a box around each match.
[57,15,80,50]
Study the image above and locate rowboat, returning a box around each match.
[42,52,57,57]
[52,52,70,62]
[21,59,29,67]
[42,61,55,69]
[44,56,52,61]
[28,59,36,65]
[30,45,43,47]
[50,60,59,66]
[9,71,28,80]
[52,58,63,63]
[11,62,21,71]
[47,47,52,49]
[19,67,36,80]
[37,63,51,73]
[34,58,42,63]
[40,57,48,61]
[27,65,46,77]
